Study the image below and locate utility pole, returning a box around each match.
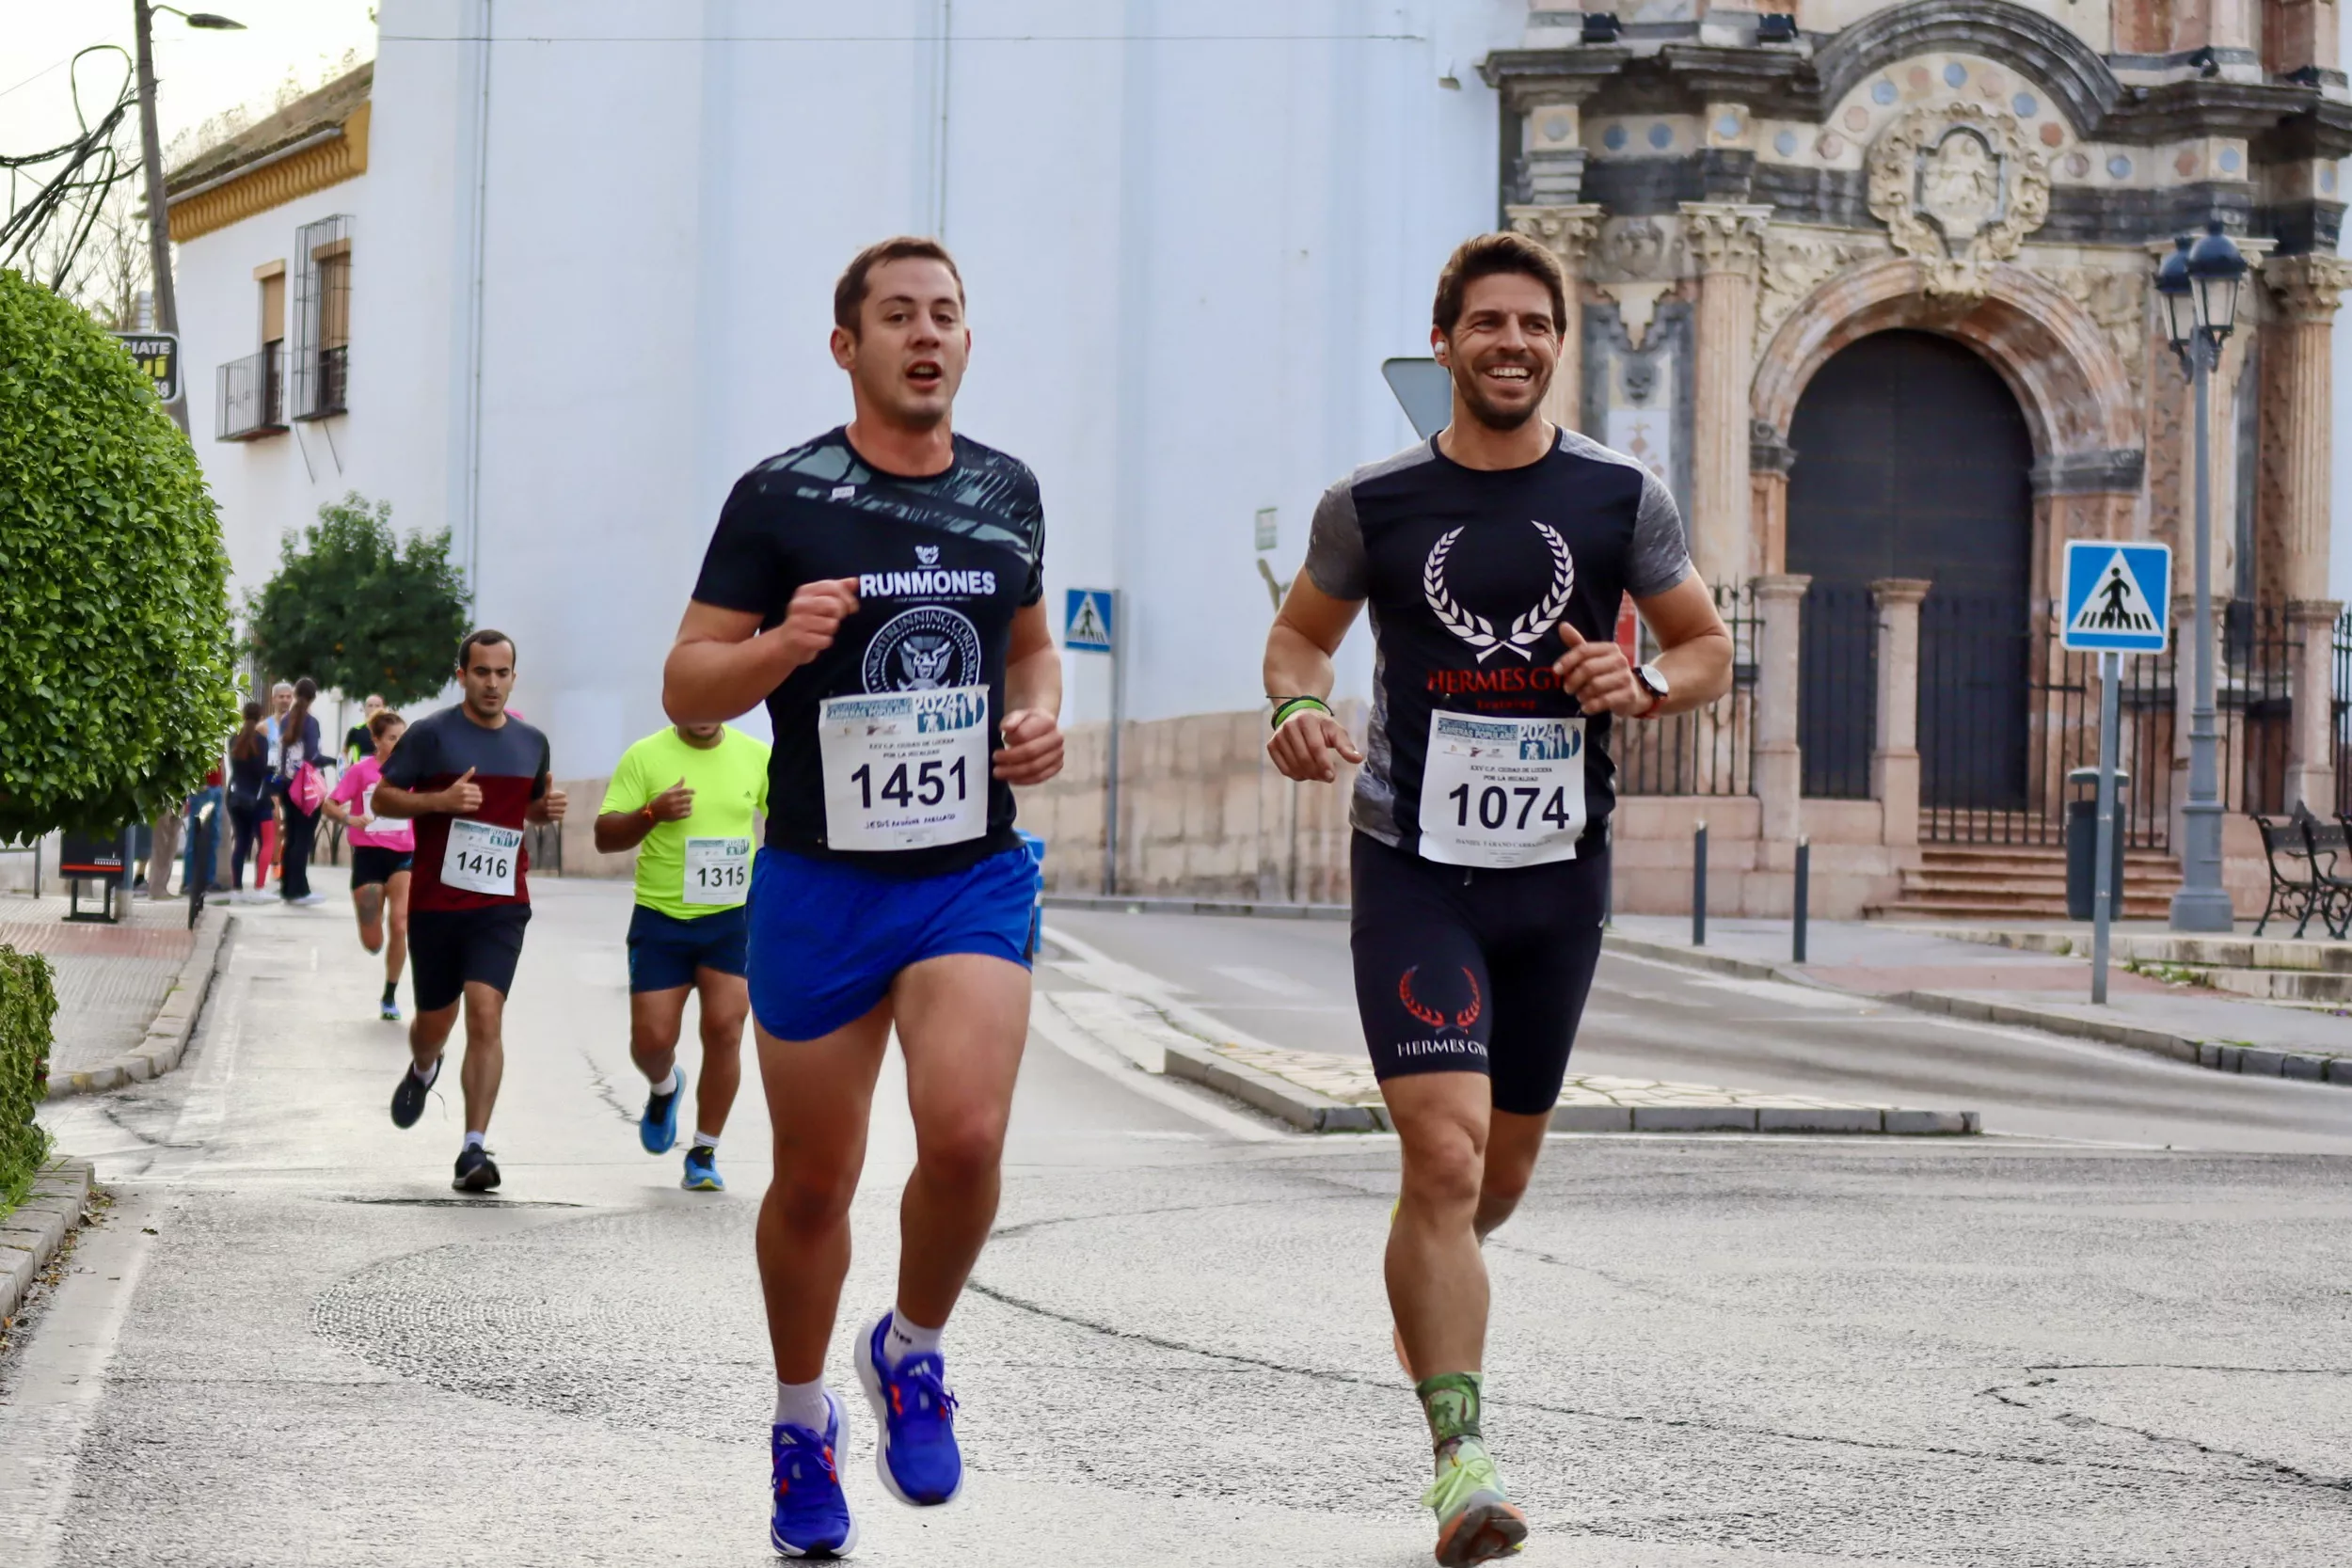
[132,1,188,433]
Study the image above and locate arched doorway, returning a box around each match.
[1788,329,2035,809]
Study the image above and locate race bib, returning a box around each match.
[441,817,522,896]
[818,686,990,852]
[359,784,376,823]
[1417,711,1586,870]
[683,836,751,906]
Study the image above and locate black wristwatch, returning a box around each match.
[1632,663,1669,717]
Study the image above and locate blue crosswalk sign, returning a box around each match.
[2061,541,2170,653]
[1064,589,1115,653]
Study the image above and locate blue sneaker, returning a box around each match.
[681,1145,723,1192]
[640,1068,686,1155]
[856,1312,962,1506]
[770,1391,856,1559]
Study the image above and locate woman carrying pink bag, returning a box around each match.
[272,677,328,906]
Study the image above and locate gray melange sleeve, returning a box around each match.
[1625,470,1693,598]
[1302,478,1369,601]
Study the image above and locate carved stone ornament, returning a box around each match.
[1867,102,2051,299]
[1681,203,1772,280]
[1505,203,1604,268]
[1755,228,1887,360]
[2265,253,2352,323]
[1595,217,1675,283]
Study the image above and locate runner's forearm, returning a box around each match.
[1263,619,1337,704]
[1004,641,1061,720]
[594,810,657,853]
[370,784,436,819]
[664,634,799,725]
[1647,626,1734,714]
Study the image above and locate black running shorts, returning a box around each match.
[349,846,413,889]
[407,905,532,1014]
[1349,831,1608,1117]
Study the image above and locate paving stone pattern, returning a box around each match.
[1215,1039,1892,1112]
[0,895,194,1076]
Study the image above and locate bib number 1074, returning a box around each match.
[1445,782,1577,833]
[848,755,970,812]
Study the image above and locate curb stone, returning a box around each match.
[1161,1040,1380,1132]
[1,1157,96,1329]
[1889,988,2352,1088]
[41,907,233,1101]
[1043,894,1350,922]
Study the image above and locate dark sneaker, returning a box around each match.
[641,1068,687,1155]
[390,1057,440,1129]
[453,1146,501,1193]
[856,1312,962,1507]
[771,1391,856,1558]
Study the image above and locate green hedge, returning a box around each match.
[0,269,237,841]
[0,945,56,1205]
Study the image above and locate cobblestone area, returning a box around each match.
[0,895,196,1075]
[1212,1039,1889,1112]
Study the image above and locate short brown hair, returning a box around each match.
[1431,232,1568,339]
[456,628,516,669]
[834,237,965,334]
[368,709,405,738]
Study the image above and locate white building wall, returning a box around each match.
[183,0,1525,779]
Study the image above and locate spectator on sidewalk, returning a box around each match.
[344,693,385,766]
[272,678,327,907]
[227,703,273,900]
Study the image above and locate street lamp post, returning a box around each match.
[130,2,245,435]
[2154,219,2249,933]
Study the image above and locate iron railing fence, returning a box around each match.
[2333,608,2352,817]
[1798,584,1876,800]
[215,347,285,440]
[1615,578,1759,797]
[2217,600,2294,819]
[1921,596,2175,850]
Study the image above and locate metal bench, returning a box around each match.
[2252,815,2324,938]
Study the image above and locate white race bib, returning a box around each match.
[441,817,522,895]
[818,686,990,852]
[359,784,376,824]
[1417,711,1587,869]
[683,835,752,906]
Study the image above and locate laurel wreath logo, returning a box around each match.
[1422,521,1577,663]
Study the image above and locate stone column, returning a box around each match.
[1507,203,1603,432]
[2262,254,2352,813]
[1680,202,1772,584]
[2286,598,2343,815]
[1752,573,1810,841]
[1750,421,1796,576]
[1871,578,1931,847]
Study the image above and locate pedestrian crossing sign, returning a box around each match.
[1064,589,1115,653]
[2061,541,2171,653]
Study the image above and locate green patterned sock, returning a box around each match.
[1415,1371,1484,1450]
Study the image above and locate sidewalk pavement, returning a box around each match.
[1609,915,2352,1085]
[0,893,230,1094]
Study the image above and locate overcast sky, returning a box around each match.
[2,1,378,170]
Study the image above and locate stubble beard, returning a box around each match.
[1454,358,1551,433]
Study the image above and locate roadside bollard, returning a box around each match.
[1792,836,1810,964]
[1692,820,1708,947]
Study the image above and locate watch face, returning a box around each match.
[1639,665,1669,696]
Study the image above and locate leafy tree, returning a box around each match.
[245,493,471,707]
[0,269,235,841]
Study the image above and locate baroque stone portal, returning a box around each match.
[1867,102,2051,299]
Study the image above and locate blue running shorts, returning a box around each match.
[746,843,1042,1041]
[627,902,750,994]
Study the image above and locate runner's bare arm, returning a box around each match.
[994,599,1065,786]
[1549,573,1732,716]
[663,580,861,724]
[594,779,694,852]
[1263,569,1367,784]
[373,768,480,820]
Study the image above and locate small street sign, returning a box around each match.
[2061,541,2171,653]
[114,330,180,403]
[1064,588,1115,653]
[1254,507,1279,552]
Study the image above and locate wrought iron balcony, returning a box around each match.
[215,347,286,441]
[293,343,348,420]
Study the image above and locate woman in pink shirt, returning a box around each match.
[326,709,416,1022]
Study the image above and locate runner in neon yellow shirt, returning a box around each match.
[595,721,770,1190]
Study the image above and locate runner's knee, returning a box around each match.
[1402,1130,1486,1212]
[770,1162,859,1231]
[914,1110,1007,1187]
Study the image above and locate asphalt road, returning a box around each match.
[3,877,2346,1568]
[1045,909,2352,1155]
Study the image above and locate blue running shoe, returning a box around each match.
[771,1392,856,1559]
[640,1068,686,1155]
[856,1312,962,1506]
[681,1145,723,1192]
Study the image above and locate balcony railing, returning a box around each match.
[294,343,348,420]
[215,347,286,441]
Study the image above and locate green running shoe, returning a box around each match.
[1422,1439,1527,1566]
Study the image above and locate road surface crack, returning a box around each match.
[1978,1366,2351,1497]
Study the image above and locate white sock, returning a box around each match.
[463,1131,485,1151]
[691,1131,720,1151]
[774,1378,832,1433]
[410,1057,438,1084]
[885,1311,944,1364]
[650,1067,681,1096]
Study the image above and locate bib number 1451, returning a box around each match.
[818,686,990,852]
[1416,711,1586,870]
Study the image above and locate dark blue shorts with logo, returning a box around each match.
[627,903,749,994]
[1348,830,1609,1117]
[745,842,1041,1041]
